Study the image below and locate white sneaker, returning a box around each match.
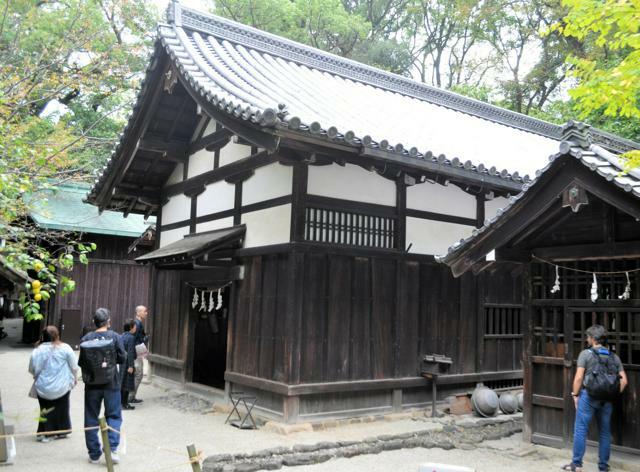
[111,452,120,464]
[37,435,51,443]
[88,457,100,464]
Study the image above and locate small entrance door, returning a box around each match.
[191,287,229,389]
[60,309,83,349]
[526,304,640,452]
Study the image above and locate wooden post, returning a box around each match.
[0,390,7,463]
[186,444,201,472]
[99,417,114,472]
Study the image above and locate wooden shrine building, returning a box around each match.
[438,123,640,454]
[29,182,154,347]
[87,2,639,423]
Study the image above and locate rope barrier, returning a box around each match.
[0,425,99,439]
[533,255,640,275]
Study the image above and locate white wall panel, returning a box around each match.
[196,217,235,234]
[406,217,474,256]
[485,196,509,220]
[307,163,396,206]
[161,194,191,225]
[188,148,214,178]
[242,163,292,206]
[197,180,235,217]
[165,163,183,186]
[241,204,291,248]
[407,182,476,218]
[159,227,188,248]
[219,140,250,167]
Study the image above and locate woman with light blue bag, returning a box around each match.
[28,325,78,442]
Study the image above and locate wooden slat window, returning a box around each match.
[484,303,522,337]
[304,206,396,249]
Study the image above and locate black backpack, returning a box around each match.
[79,338,117,386]
[584,348,621,401]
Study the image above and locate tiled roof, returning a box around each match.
[87,2,638,206]
[30,182,154,237]
[435,122,640,266]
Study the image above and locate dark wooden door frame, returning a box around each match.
[182,272,235,389]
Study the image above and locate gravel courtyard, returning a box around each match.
[1,322,637,472]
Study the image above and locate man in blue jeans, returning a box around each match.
[563,325,628,472]
[79,308,126,465]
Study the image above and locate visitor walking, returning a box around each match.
[562,325,628,472]
[120,319,137,410]
[78,308,126,464]
[129,305,148,404]
[28,326,78,442]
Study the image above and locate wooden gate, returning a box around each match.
[525,301,640,453]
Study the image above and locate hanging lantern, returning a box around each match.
[590,274,598,303]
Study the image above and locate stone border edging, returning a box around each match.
[203,417,522,471]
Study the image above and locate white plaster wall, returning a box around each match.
[197,180,235,217]
[219,140,251,167]
[196,217,235,234]
[307,163,396,206]
[406,182,476,219]
[241,204,291,248]
[406,217,474,256]
[485,196,510,220]
[188,148,214,178]
[242,163,292,206]
[165,163,183,186]
[159,226,189,248]
[161,194,191,225]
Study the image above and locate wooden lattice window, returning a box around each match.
[532,306,565,357]
[484,303,522,337]
[304,206,396,249]
[571,308,640,367]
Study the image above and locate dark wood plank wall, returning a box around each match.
[53,259,151,336]
[227,249,523,385]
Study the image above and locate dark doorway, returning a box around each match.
[192,286,229,389]
[60,309,83,349]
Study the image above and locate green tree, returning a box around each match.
[0,0,156,319]
[555,0,640,164]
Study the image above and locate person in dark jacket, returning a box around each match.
[78,308,126,465]
[120,319,137,410]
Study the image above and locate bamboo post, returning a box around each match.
[0,390,6,463]
[186,443,201,472]
[99,417,114,472]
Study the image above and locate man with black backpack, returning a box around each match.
[79,308,126,465]
[563,325,628,472]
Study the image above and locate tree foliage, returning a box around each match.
[0,0,156,319]
[554,0,640,165]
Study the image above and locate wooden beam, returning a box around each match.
[96,54,169,208]
[290,163,308,242]
[147,353,185,370]
[178,75,279,152]
[533,241,640,261]
[138,136,189,158]
[224,370,522,397]
[162,150,278,198]
[189,128,233,154]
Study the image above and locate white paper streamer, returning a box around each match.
[550,266,561,294]
[619,272,631,300]
[191,289,199,309]
[590,273,598,303]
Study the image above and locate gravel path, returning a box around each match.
[0,321,635,472]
